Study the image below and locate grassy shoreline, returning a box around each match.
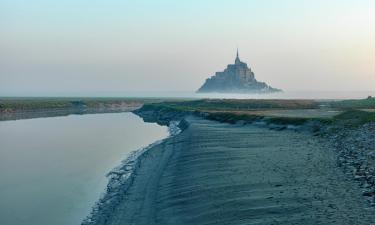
[1,97,375,125]
[135,97,375,127]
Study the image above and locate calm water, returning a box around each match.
[0,113,168,225]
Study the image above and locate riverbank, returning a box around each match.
[82,120,183,224]
[80,99,375,224]
[84,116,375,224]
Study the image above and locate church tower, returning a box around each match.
[235,48,241,64]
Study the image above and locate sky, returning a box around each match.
[1,0,375,96]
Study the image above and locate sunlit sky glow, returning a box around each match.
[0,0,374,96]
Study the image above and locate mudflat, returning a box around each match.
[98,117,374,225]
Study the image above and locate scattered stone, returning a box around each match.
[322,122,375,208]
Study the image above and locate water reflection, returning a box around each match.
[0,113,168,225]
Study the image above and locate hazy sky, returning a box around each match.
[1,0,374,96]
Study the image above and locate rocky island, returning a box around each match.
[197,50,282,93]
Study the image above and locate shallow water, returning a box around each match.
[0,112,168,225]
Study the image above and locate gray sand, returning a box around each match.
[102,117,374,225]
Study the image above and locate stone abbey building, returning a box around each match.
[197,50,281,93]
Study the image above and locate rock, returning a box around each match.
[355,175,366,181]
[325,122,375,207]
[197,49,281,93]
[362,190,374,197]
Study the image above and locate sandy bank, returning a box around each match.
[0,106,141,121]
[0,98,150,121]
[87,117,375,225]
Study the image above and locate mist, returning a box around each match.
[1,0,375,96]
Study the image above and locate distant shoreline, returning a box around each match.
[2,96,374,122]
[0,107,141,121]
[0,97,157,121]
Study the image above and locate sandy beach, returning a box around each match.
[86,116,375,225]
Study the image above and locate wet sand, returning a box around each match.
[94,117,375,225]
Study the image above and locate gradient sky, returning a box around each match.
[1,0,374,96]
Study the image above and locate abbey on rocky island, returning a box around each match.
[197,50,281,93]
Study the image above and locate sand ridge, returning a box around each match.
[101,117,374,225]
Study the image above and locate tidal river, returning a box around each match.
[0,112,168,225]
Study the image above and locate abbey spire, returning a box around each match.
[235,48,241,64]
